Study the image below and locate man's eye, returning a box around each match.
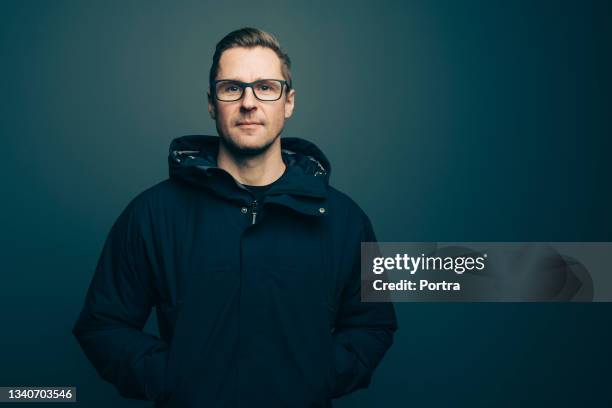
[226,86,240,92]
[258,85,270,91]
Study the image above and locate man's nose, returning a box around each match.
[240,86,257,110]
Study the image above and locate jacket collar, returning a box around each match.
[168,135,331,217]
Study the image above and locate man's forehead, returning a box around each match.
[217,46,284,81]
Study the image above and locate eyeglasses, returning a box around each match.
[212,79,289,102]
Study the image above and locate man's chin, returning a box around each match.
[220,134,278,157]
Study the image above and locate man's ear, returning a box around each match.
[207,91,216,120]
[284,88,295,119]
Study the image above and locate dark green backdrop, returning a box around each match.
[1,0,611,407]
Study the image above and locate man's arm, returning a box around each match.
[330,213,398,399]
[72,200,168,402]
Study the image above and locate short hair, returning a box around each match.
[209,27,292,92]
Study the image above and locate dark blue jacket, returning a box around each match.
[72,135,398,407]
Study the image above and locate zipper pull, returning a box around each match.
[251,200,258,225]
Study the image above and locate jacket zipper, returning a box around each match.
[250,199,258,225]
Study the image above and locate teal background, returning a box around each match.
[1,0,611,406]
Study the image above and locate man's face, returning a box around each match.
[208,46,295,156]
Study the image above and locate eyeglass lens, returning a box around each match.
[215,80,283,101]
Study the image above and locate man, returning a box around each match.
[72,27,398,408]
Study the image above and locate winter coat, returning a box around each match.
[72,135,398,408]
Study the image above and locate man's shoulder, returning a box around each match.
[121,178,192,216]
[128,178,176,202]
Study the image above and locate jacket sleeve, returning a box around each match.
[72,200,169,402]
[330,213,398,399]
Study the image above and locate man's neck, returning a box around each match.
[217,139,286,186]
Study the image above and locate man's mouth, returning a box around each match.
[236,121,263,126]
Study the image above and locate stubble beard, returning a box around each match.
[218,128,282,158]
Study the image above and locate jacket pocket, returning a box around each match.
[150,301,183,404]
[323,331,337,400]
[143,346,170,403]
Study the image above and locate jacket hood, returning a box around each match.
[168,135,332,215]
